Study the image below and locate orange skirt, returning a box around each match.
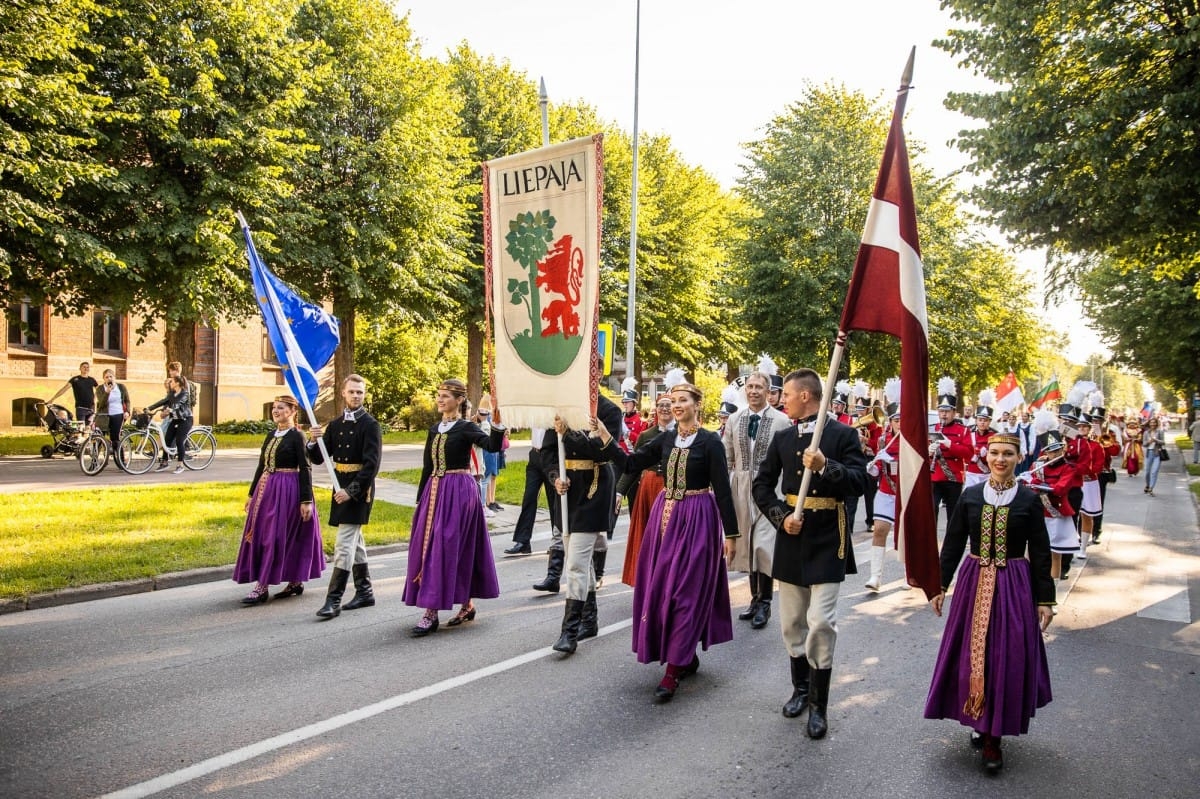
[622,469,665,586]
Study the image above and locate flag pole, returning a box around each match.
[790,49,915,522]
[236,210,341,492]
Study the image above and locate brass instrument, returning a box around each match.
[853,406,886,429]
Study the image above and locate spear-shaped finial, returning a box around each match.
[901,46,915,91]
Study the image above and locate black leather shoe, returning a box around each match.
[738,600,759,621]
[504,542,532,555]
[981,736,1003,773]
[750,601,771,630]
[969,730,984,749]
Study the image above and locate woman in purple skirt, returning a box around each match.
[599,376,739,703]
[925,432,1055,773]
[234,396,325,604]
[403,379,505,637]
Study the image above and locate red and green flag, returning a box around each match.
[1028,379,1062,410]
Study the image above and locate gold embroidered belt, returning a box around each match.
[266,467,299,474]
[784,495,840,510]
[434,469,470,476]
[564,459,610,499]
[334,463,363,473]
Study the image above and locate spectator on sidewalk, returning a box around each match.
[49,362,98,424]
[1189,417,1200,464]
[95,369,131,452]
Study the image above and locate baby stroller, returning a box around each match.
[34,401,110,475]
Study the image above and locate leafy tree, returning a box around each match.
[354,315,466,425]
[1079,261,1200,405]
[734,83,1042,396]
[1,0,119,311]
[938,0,1200,284]
[444,45,542,406]
[65,0,316,369]
[276,0,471,400]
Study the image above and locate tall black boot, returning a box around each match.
[316,567,349,619]
[782,656,810,718]
[751,572,773,629]
[579,590,598,639]
[807,668,832,739]
[342,563,375,610]
[592,549,607,589]
[739,570,762,621]
[1060,553,1073,580]
[552,599,584,654]
[533,547,564,592]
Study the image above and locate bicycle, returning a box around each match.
[116,411,217,475]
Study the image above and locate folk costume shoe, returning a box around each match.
[750,600,771,629]
[446,603,476,626]
[532,548,564,593]
[981,735,1003,773]
[654,664,682,703]
[274,582,304,599]
[579,591,599,639]
[806,668,832,739]
[342,563,375,610]
[241,584,269,605]
[316,567,349,619]
[552,599,584,654]
[411,609,439,637]
[782,656,811,718]
[738,599,760,621]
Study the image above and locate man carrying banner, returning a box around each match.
[307,375,382,619]
[753,369,867,739]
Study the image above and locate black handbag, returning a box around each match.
[1160,444,1170,462]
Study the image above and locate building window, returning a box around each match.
[92,310,124,353]
[262,325,279,365]
[11,397,42,426]
[7,301,43,348]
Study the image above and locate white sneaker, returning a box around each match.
[484,508,496,518]
[173,465,185,474]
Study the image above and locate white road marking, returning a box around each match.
[98,619,633,799]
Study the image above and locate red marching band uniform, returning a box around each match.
[930,418,972,483]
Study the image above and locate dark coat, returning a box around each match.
[610,427,740,538]
[753,416,868,586]
[940,483,1056,605]
[544,395,623,534]
[249,428,313,502]
[307,408,381,526]
[417,419,505,499]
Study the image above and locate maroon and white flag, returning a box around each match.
[838,57,939,598]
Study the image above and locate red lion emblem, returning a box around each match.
[535,234,583,338]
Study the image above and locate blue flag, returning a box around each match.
[239,219,339,409]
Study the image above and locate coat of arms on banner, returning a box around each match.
[503,209,584,374]
[483,135,603,430]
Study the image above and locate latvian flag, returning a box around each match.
[837,50,939,599]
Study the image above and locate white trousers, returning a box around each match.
[778,581,841,669]
[332,523,368,571]
[563,531,604,600]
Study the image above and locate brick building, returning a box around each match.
[2,303,334,431]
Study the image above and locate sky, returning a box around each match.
[397,0,1107,365]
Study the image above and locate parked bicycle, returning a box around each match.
[116,411,217,475]
[34,400,110,476]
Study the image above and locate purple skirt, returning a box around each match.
[233,471,325,585]
[924,557,1052,736]
[631,491,734,666]
[403,472,500,609]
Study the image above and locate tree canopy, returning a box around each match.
[938,0,1200,285]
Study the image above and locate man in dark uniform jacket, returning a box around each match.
[307,374,382,619]
[505,426,562,556]
[753,369,867,740]
[538,393,622,653]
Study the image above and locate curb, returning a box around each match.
[0,542,414,615]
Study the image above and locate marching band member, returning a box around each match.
[1022,415,1077,580]
[864,378,901,591]
[930,378,973,527]
[620,377,647,454]
[1070,410,1106,559]
[854,380,882,530]
[963,390,996,489]
[831,381,853,425]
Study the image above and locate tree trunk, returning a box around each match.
[725,361,739,382]
[332,298,356,415]
[163,323,197,377]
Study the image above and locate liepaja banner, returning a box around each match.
[483,134,604,430]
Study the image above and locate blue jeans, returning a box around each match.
[1145,450,1162,490]
[1192,440,1199,463]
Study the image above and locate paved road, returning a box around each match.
[0,460,1197,798]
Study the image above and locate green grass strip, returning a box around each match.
[0,482,412,600]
